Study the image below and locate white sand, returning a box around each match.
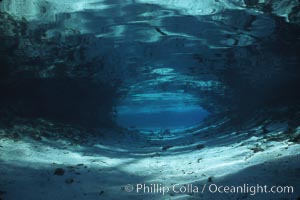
[0,123,299,200]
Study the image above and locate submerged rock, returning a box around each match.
[208,176,213,182]
[250,146,264,153]
[162,145,173,151]
[195,144,205,150]
[54,168,65,176]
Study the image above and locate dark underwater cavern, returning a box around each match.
[0,0,300,199]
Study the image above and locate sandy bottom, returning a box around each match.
[0,122,300,200]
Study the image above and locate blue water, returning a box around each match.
[116,106,210,130]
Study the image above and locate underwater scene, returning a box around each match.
[0,0,300,199]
